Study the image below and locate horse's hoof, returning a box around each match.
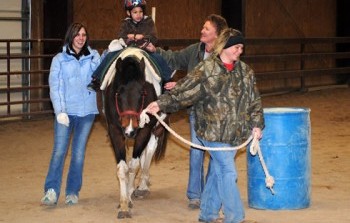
[132,189,150,199]
[117,202,133,209]
[117,211,131,219]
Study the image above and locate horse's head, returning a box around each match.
[113,56,148,138]
[115,56,146,85]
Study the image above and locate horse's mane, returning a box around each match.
[115,56,145,85]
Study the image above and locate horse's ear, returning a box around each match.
[140,58,145,72]
[115,58,124,85]
[116,58,123,71]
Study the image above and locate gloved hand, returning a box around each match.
[108,38,127,52]
[57,113,69,127]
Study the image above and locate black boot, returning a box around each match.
[87,78,100,91]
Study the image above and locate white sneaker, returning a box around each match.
[41,188,57,206]
[65,194,79,205]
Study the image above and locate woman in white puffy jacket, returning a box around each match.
[41,22,100,206]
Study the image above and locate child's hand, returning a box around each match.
[145,43,156,52]
[127,34,135,41]
[134,34,144,40]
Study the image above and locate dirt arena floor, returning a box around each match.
[0,87,349,223]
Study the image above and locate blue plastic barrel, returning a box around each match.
[247,107,311,210]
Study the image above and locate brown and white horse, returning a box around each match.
[101,47,168,218]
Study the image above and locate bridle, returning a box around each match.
[114,89,148,122]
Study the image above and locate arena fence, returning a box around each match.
[0,37,349,122]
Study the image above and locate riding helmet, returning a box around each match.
[124,0,146,11]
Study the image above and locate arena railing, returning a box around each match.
[0,37,349,121]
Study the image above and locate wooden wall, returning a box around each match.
[73,0,221,40]
[244,0,337,91]
[30,0,340,91]
[244,0,336,38]
[72,0,221,82]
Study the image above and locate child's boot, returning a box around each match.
[87,78,100,91]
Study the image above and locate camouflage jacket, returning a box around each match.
[157,56,265,146]
[157,42,205,73]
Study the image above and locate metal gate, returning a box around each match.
[0,0,33,121]
[1,37,349,122]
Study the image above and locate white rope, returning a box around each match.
[140,110,275,193]
[250,136,275,194]
[141,110,252,151]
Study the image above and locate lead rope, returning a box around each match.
[139,110,275,194]
[250,136,275,194]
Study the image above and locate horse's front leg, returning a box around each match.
[107,123,132,218]
[127,158,140,201]
[116,160,131,218]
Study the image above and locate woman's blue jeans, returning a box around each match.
[186,112,206,202]
[43,114,95,198]
[198,138,245,223]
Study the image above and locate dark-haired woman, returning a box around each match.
[41,23,100,206]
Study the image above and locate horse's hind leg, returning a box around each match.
[134,134,158,198]
[116,161,132,219]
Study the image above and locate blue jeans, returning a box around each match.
[43,114,95,198]
[186,112,206,202]
[198,138,245,223]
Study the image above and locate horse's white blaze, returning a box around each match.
[128,158,140,198]
[117,161,129,210]
[139,134,158,191]
[124,119,134,136]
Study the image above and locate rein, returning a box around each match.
[115,89,147,119]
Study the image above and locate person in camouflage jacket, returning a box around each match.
[146,28,264,223]
[156,55,263,145]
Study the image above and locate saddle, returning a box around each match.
[96,47,163,96]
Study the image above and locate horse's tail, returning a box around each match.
[152,115,170,162]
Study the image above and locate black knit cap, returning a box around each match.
[223,35,245,49]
